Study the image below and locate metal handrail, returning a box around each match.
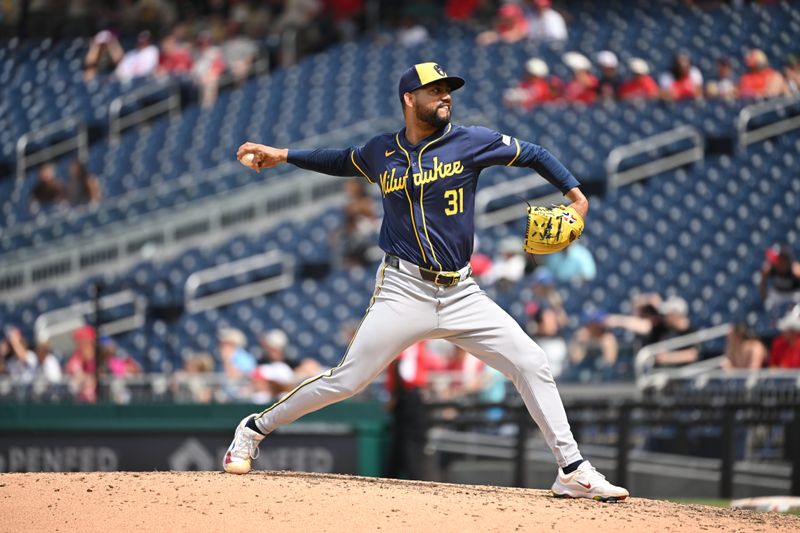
[634,322,732,386]
[606,125,704,189]
[109,78,180,142]
[33,289,147,343]
[184,250,295,313]
[736,95,800,150]
[16,115,89,181]
[1,116,397,262]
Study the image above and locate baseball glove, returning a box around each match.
[523,204,584,255]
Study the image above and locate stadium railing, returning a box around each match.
[15,115,89,182]
[0,117,397,302]
[606,125,704,189]
[109,79,181,143]
[736,95,800,150]
[184,249,294,313]
[425,396,800,498]
[33,288,147,345]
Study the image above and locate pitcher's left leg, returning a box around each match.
[439,282,628,500]
[440,283,581,467]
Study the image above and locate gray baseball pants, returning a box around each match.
[254,257,583,467]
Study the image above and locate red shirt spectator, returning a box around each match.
[477,3,529,46]
[386,341,441,392]
[619,58,659,100]
[671,77,698,100]
[159,33,193,75]
[769,334,800,368]
[562,52,598,104]
[770,308,800,368]
[446,0,482,20]
[65,325,98,403]
[739,49,789,99]
[505,58,560,110]
[660,53,703,101]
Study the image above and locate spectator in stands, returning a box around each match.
[218,327,256,383]
[525,268,568,377]
[99,336,141,377]
[115,30,160,83]
[334,179,379,267]
[659,52,703,101]
[221,21,259,86]
[650,296,699,367]
[769,305,800,368]
[504,58,560,110]
[250,362,296,404]
[442,344,487,398]
[29,163,66,210]
[618,58,659,101]
[539,241,596,284]
[31,337,63,386]
[385,340,438,479]
[562,52,599,104]
[596,50,621,102]
[66,160,102,206]
[192,31,226,108]
[739,48,789,99]
[486,236,527,291]
[568,310,619,372]
[525,0,568,42]
[397,16,430,48]
[468,235,493,285]
[83,30,124,82]
[172,353,215,403]
[722,323,767,370]
[264,328,322,381]
[784,54,800,94]
[2,327,36,383]
[157,25,194,77]
[705,57,738,100]
[476,3,529,46]
[759,244,800,314]
[445,0,494,21]
[606,294,698,367]
[64,325,97,403]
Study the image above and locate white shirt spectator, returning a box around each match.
[115,42,159,82]
[659,66,703,90]
[6,350,37,383]
[528,6,568,42]
[36,351,63,384]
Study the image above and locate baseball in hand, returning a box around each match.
[239,153,257,168]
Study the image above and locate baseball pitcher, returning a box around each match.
[225,62,628,502]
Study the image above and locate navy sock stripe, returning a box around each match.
[562,459,584,474]
[246,415,266,436]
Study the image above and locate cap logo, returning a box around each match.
[433,64,446,76]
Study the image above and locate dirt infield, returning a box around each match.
[2,471,799,532]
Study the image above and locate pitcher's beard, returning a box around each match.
[417,105,451,129]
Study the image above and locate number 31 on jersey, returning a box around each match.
[444,187,464,216]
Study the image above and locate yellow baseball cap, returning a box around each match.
[398,62,465,102]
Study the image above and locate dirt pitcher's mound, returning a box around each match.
[2,471,799,532]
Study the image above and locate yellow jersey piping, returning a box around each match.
[417,123,452,271]
[350,150,373,183]
[395,133,427,264]
[507,138,521,166]
[256,262,388,421]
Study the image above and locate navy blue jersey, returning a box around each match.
[288,123,580,272]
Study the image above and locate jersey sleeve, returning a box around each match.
[467,126,522,169]
[350,143,375,184]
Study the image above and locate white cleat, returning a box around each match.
[222,414,265,475]
[551,460,629,502]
